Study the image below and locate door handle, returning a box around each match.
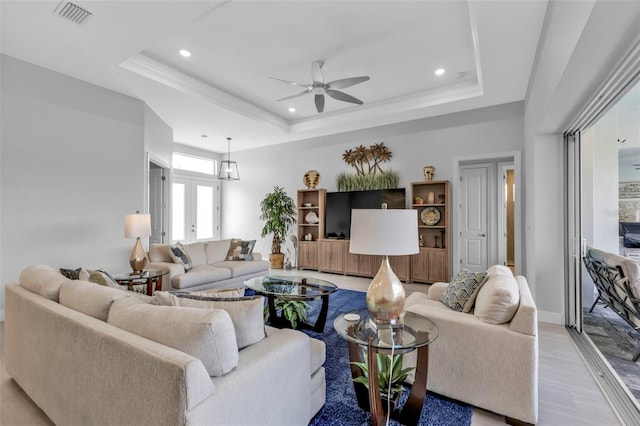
[478,233,486,237]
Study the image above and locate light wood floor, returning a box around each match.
[0,270,622,425]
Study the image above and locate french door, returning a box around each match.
[171,176,220,243]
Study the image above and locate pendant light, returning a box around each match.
[218,137,240,180]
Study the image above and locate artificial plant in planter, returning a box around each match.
[263,298,312,329]
[351,353,415,412]
[260,186,297,269]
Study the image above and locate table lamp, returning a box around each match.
[124,211,152,274]
[350,207,419,323]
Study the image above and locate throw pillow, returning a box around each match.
[474,271,520,324]
[439,269,488,312]
[154,291,266,349]
[226,238,256,261]
[59,280,130,321]
[181,242,207,267]
[185,288,246,298]
[86,269,125,290]
[148,244,172,262]
[169,242,193,272]
[108,298,238,377]
[59,267,81,280]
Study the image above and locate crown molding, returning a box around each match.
[120,54,289,130]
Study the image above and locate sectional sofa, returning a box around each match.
[147,239,269,292]
[5,265,326,426]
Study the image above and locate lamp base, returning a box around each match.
[129,237,148,274]
[366,256,406,322]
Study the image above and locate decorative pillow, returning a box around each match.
[439,269,488,312]
[204,239,232,263]
[169,242,193,272]
[474,271,520,324]
[20,264,70,301]
[187,288,246,298]
[59,280,130,321]
[79,268,123,289]
[60,267,81,280]
[181,242,207,267]
[148,244,172,262]
[108,298,238,377]
[226,239,256,261]
[154,291,265,349]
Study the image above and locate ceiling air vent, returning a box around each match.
[54,1,92,24]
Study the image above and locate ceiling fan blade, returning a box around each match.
[315,94,325,113]
[326,76,370,90]
[267,76,309,88]
[311,61,324,85]
[276,90,310,102]
[326,89,363,105]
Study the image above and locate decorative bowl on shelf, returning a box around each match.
[303,202,312,207]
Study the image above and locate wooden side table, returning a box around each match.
[113,270,168,296]
[334,310,439,426]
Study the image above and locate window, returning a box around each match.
[172,153,215,175]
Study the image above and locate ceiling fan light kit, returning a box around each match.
[270,61,370,113]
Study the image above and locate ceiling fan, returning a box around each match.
[269,61,370,113]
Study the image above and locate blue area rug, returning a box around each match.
[302,288,473,426]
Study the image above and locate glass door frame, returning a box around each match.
[171,173,220,243]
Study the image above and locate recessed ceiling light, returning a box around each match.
[179,49,192,58]
[435,68,445,76]
[288,107,296,113]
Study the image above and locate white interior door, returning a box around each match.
[460,165,489,272]
[172,177,220,243]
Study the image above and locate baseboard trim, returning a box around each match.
[538,310,562,324]
[567,327,640,425]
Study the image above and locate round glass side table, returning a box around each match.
[334,309,439,426]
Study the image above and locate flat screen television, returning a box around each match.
[620,222,640,248]
[325,188,406,239]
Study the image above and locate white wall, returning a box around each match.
[0,55,172,318]
[145,106,173,168]
[221,102,524,271]
[524,0,640,323]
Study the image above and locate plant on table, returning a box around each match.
[259,186,297,269]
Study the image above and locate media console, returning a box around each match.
[296,182,451,284]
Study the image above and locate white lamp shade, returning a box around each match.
[124,213,151,238]
[349,209,419,256]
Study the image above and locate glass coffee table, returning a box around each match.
[112,270,168,296]
[244,275,337,332]
[334,309,439,426]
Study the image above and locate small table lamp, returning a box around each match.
[350,208,419,323]
[124,211,152,274]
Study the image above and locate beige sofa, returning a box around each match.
[403,268,538,425]
[5,265,326,426]
[147,239,269,292]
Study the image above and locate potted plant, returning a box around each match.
[264,298,312,329]
[260,186,297,269]
[351,353,415,412]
